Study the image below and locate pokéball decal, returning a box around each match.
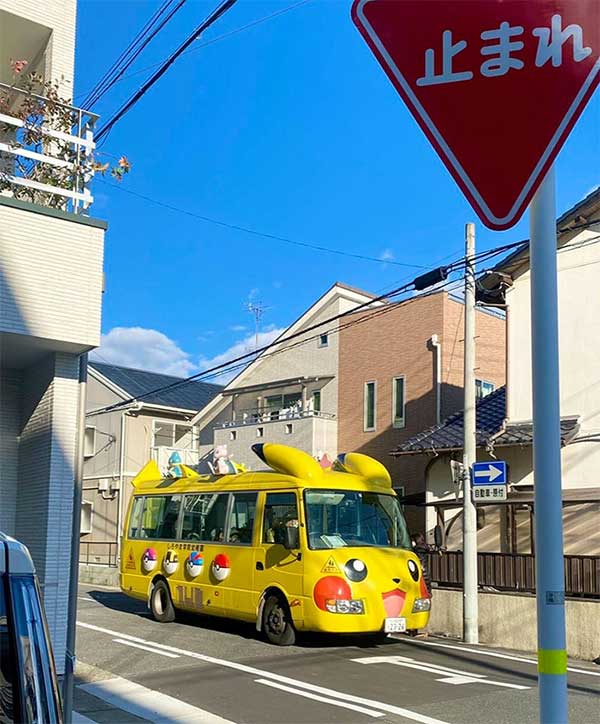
[163,549,179,575]
[345,558,367,582]
[407,559,420,582]
[186,551,204,578]
[212,553,230,581]
[141,548,157,573]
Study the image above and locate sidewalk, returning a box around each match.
[73,662,234,723]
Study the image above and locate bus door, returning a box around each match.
[254,492,304,609]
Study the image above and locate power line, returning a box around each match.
[95,0,240,142]
[97,179,427,269]
[83,0,188,109]
[77,0,313,100]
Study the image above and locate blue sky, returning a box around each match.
[76,0,599,379]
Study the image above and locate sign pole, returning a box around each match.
[462,222,478,644]
[529,165,568,723]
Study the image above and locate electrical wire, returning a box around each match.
[84,0,188,109]
[97,179,426,269]
[95,0,240,142]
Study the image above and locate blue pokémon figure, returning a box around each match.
[167,451,183,478]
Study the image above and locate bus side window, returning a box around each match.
[263,493,298,545]
[181,495,205,540]
[128,497,144,538]
[155,496,182,540]
[229,492,257,544]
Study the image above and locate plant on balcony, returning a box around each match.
[0,60,130,209]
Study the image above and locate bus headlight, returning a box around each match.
[412,597,431,613]
[325,599,365,614]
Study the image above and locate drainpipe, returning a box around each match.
[116,409,127,564]
[429,334,442,425]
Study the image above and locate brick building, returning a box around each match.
[337,291,506,533]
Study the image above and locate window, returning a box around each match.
[265,393,302,419]
[152,421,197,450]
[128,496,145,539]
[285,423,293,435]
[263,493,299,545]
[392,376,406,428]
[181,493,229,542]
[229,492,257,544]
[318,333,329,347]
[84,426,96,458]
[137,496,182,540]
[80,501,93,535]
[257,427,264,438]
[312,390,321,413]
[230,430,237,441]
[476,379,495,399]
[364,381,377,431]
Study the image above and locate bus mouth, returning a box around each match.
[382,588,406,617]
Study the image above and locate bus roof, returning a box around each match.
[131,444,395,496]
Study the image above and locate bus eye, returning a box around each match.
[345,558,367,582]
[407,559,419,582]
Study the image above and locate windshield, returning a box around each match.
[305,490,412,550]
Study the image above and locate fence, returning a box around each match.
[428,550,600,598]
[80,541,118,567]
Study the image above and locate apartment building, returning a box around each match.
[337,291,506,534]
[0,1,103,672]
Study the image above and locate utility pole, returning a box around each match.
[529,166,568,722]
[463,222,479,644]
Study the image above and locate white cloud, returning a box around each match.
[230,324,247,332]
[91,327,197,377]
[379,248,395,262]
[199,327,285,384]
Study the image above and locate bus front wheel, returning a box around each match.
[262,595,296,646]
[150,579,176,623]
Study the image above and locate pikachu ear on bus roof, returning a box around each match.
[333,452,392,487]
[131,460,162,488]
[252,443,323,481]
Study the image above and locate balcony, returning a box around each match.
[214,408,338,470]
[151,446,200,474]
[0,80,97,213]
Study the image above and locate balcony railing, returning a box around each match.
[0,81,98,213]
[79,541,118,567]
[217,407,336,429]
[151,446,199,472]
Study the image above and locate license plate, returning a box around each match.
[384,617,406,633]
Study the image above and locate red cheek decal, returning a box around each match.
[420,575,431,599]
[382,589,406,617]
[313,576,352,611]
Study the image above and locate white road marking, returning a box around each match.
[112,637,180,658]
[255,679,385,718]
[77,596,99,603]
[352,655,529,690]
[77,621,449,724]
[398,637,600,678]
[79,676,235,723]
[72,712,97,724]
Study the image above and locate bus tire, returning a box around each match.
[262,594,296,646]
[150,579,176,623]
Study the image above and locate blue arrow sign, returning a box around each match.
[472,461,507,485]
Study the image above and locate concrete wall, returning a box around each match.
[0,203,105,349]
[507,225,600,491]
[428,588,600,662]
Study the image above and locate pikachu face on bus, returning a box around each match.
[120,443,431,645]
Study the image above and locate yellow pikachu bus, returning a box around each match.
[120,443,431,645]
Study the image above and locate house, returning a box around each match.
[191,283,383,469]
[393,187,600,556]
[0,1,105,673]
[337,290,506,534]
[80,362,222,574]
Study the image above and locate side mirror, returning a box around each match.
[283,525,300,550]
[433,524,443,549]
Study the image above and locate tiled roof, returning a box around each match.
[392,386,579,455]
[90,362,223,412]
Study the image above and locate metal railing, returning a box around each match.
[218,407,336,429]
[79,541,118,567]
[0,81,98,213]
[428,550,600,598]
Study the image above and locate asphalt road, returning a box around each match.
[75,583,600,724]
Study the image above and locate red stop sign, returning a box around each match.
[352,0,600,230]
